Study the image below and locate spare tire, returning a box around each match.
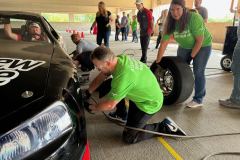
[220,55,232,72]
[151,56,194,105]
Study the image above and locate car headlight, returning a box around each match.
[0,101,73,160]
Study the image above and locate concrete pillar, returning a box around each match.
[151,0,158,9]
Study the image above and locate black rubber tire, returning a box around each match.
[151,56,194,105]
[220,55,232,72]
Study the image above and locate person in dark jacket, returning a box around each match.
[135,0,153,63]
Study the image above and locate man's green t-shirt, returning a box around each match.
[163,12,212,49]
[107,55,163,114]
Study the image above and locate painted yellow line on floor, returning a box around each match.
[158,137,183,160]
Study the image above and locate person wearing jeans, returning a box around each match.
[136,0,153,63]
[115,15,121,41]
[131,15,138,43]
[156,0,212,108]
[96,30,111,47]
[177,46,211,104]
[90,1,112,48]
[219,0,240,108]
[120,12,128,41]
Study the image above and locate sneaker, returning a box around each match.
[162,117,187,136]
[107,112,127,124]
[186,100,203,108]
[219,99,240,109]
[161,117,187,136]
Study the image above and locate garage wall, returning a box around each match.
[51,21,231,44]
[206,22,232,43]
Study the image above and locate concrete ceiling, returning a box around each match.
[1,0,193,14]
[1,0,151,14]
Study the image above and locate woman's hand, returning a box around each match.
[156,38,170,63]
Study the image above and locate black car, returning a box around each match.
[0,11,90,160]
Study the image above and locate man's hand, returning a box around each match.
[84,101,94,114]
[82,89,94,114]
[89,104,97,112]
[150,61,159,72]
[84,90,91,100]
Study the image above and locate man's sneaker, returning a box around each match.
[219,99,240,109]
[186,100,203,108]
[107,112,127,124]
[161,117,187,136]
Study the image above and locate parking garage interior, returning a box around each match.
[1,0,240,160]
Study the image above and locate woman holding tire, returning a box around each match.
[155,0,212,108]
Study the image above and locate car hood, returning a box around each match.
[0,40,53,119]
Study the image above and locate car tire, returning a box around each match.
[220,55,232,72]
[151,56,194,105]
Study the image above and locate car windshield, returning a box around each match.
[0,17,50,43]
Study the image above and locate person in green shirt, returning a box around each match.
[155,0,212,108]
[131,15,138,43]
[86,46,186,144]
[126,14,131,38]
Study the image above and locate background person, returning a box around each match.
[155,9,168,49]
[86,46,186,144]
[135,0,153,63]
[126,14,131,38]
[156,0,212,108]
[71,33,98,71]
[120,12,128,41]
[90,1,113,47]
[115,15,121,41]
[194,0,208,23]
[219,0,240,108]
[150,9,155,36]
[4,20,45,41]
[131,15,138,43]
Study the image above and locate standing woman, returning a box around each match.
[155,9,168,49]
[90,1,113,47]
[155,0,212,108]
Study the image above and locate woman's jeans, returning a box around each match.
[97,30,111,47]
[132,30,138,42]
[230,39,240,104]
[177,46,212,103]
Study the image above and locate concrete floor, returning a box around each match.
[61,32,240,160]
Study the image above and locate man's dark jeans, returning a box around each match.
[97,79,166,144]
[140,35,150,63]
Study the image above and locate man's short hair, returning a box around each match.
[91,46,115,61]
[135,0,143,4]
[71,33,80,40]
[29,22,40,28]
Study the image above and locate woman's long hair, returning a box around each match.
[97,1,108,17]
[164,5,190,35]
